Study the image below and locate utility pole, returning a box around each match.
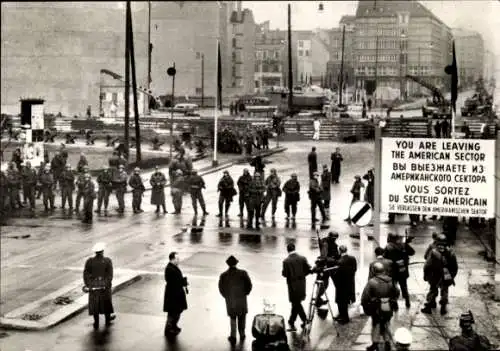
[287,3,293,117]
[168,63,176,159]
[201,53,205,107]
[339,25,345,106]
[147,0,151,115]
[128,0,142,162]
[124,0,130,158]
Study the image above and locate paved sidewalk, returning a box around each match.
[346,222,500,351]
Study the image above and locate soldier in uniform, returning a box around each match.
[128,167,145,214]
[0,169,9,214]
[260,168,281,220]
[282,173,300,220]
[187,169,208,216]
[83,242,115,329]
[421,234,458,315]
[50,151,65,190]
[424,232,439,259]
[36,161,46,199]
[95,167,113,216]
[40,166,55,212]
[320,164,332,213]
[369,247,393,280]
[316,232,340,307]
[82,173,96,223]
[246,173,265,230]
[21,161,37,211]
[150,166,168,214]
[60,164,75,212]
[75,166,89,213]
[309,171,326,225]
[384,233,415,309]
[237,169,252,218]
[344,175,365,223]
[77,152,89,173]
[363,168,375,208]
[114,164,128,214]
[217,171,236,218]
[171,169,186,214]
[449,311,492,351]
[7,162,22,209]
[361,262,400,351]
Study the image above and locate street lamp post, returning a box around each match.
[201,53,205,107]
[399,33,407,101]
[167,64,176,159]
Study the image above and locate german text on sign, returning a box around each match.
[380,138,495,218]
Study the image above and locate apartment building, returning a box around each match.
[452,28,484,87]
[354,0,453,100]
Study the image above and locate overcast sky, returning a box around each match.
[244,0,500,60]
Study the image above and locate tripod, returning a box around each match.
[301,271,339,342]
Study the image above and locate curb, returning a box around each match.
[127,146,287,194]
[0,273,142,331]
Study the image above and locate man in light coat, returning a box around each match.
[218,255,253,345]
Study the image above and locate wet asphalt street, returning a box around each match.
[1,139,493,351]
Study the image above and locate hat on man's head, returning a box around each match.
[328,231,339,239]
[134,167,140,172]
[226,255,238,266]
[459,310,475,326]
[92,242,105,252]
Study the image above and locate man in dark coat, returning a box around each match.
[250,155,265,178]
[83,242,115,329]
[187,169,208,216]
[369,247,393,280]
[164,252,188,335]
[217,170,236,218]
[344,175,365,223]
[75,166,89,213]
[361,262,400,351]
[150,166,168,214]
[283,173,300,220]
[218,255,253,345]
[443,216,458,246]
[424,232,439,260]
[384,233,415,308]
[128,167,145,214]
[282,243,311,331]
[247,173,265,230]
[320,164,332,212]
[332,245,357,324]
[330,147,343,184]
[95,167,113,216]
[114,165,128,214]
[434,120,442,138]
[307,147,318,179]
[39,167,55,212]
[237,168,252,218]
[421,235,458,315]
[21,161,37,211]
[60,164,75,212]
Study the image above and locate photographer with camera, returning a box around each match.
[314,231,341,307]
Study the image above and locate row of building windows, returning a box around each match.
[255,63,282,73]
[354,66,435,76]
[255,50,281,60]
[298,49,310,57]
[358,55,398,62]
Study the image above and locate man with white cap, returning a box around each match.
[83,242,115,329]
[394,327,412,351]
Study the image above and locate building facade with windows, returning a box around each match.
[452,28,484,87]
[295,31,330,86]
[353,0,453,101]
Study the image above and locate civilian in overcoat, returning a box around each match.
[218,255,253,344]
[332,245,357,323]
[163,252,188,335]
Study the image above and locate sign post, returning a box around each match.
[374,125,383,246]
[380,137,495,218]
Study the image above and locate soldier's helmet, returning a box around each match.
[291,173,297,178]
[134,167,140,172]
[175,169,183,175]
[328,231,339,239]
[191,169,197,175]
[436,234,447,244]
[459,310,475,328]
[372,261,385,275]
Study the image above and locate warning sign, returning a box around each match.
[381,138,495,218]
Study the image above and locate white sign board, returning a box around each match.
[23,142,44,167]
[381,138,495,218]
[31,104,44,130]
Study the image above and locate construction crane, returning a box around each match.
[405,74,451,118]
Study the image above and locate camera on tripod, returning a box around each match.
[311,256,338,277]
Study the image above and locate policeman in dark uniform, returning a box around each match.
[40,166,55,212]
[95,167,113,216]
[449,311,492,351]
[309,171,326,225]
[128,167,145,214]
[187,169,208,216]
[237,169,252,218]
[247,173,265,230]
[60,164,75,212]
[82,174,96,223]
[217,171,236,218]
[22,161,37,211]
